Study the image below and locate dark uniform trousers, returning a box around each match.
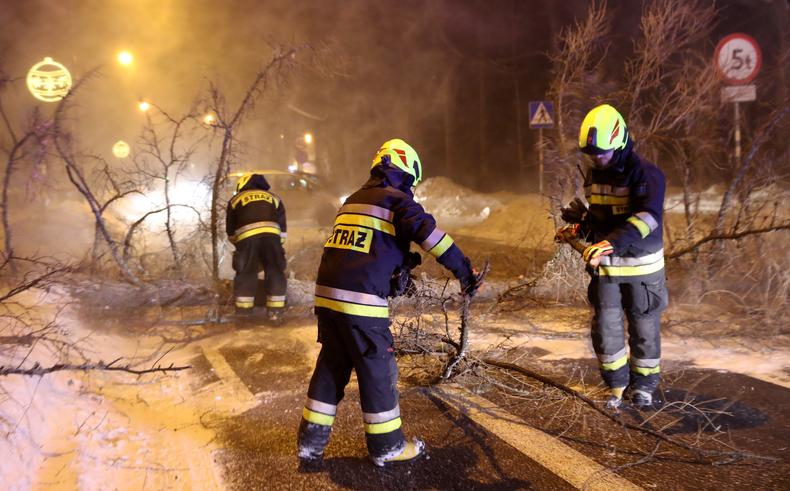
[299,309,404,456]
[298,310,403,458]
[588,274,668,392]
[232,234,287,312]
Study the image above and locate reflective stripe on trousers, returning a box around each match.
[588,275,667,390]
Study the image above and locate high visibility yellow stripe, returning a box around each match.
[235,300,254,308]
[588,194,630,206]
[601,355,628,371]
[429,234,454,258]
[631,365,660,376]
[587,183,630,196]
[266,300,285,307]
[627,216,651,238]
[364,417,402,435]
[236,226,282,242]
[314,296,389,318]
[231,190,279,209]
[598,258,665,277]
[303,407,335,426]
[335,214,395,235]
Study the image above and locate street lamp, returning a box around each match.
[304,133,313,144]
[138,101,151,112]
[203,113,216,125]
[117,50,134,66]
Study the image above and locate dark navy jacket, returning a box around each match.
[226,174,287,243]
[315,162,472,319]
[581,140,666,283]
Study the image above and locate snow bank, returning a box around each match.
[415,177,503,228]
[415,176,555,248]
[456,194,555,248]
[665,184,790,217]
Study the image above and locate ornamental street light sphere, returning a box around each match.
[26,57,72,102]
[112,140,131,159]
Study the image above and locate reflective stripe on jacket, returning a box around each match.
[315,163,471,318]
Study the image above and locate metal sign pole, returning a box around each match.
[528,100,554,195]
[734,101,741,166]
[538,127,544,194]
[714,33,761,168]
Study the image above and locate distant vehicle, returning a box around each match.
[228,169,340,226]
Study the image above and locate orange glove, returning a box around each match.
[583,240,614,262]
[555,224,580,243]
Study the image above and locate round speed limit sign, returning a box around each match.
[714,33,762,85]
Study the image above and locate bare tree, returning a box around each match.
[133,102,207,274]
[545,1,610,217]
[206,47,301,285]
[49,72,141,285]
[0,72,50,269]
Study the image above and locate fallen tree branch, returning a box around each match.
[441,261,490,380]
[1,357,190,377]
[667,223,790,259]
[482,358,779,464]
[0,265,71,302]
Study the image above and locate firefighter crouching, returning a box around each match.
[226,173,288,324]
[297,138,480,466]
[559,104,669,409]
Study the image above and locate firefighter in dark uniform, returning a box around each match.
[226,173,287,323]
[297,139,479,466]
[559,104,668,408]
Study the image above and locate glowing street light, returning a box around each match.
[117,50,134,66]
[203,113,216,125]
[112,140,130,158]
[138,101,151,112]
[304,133,313,144]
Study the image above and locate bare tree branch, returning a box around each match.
[0,358,190,377]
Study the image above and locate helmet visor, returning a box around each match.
[580,144,611,155]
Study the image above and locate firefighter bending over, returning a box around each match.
[297,138,480,466]
[559,104,668,409]
[226,173,288,324]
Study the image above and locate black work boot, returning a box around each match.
[370,438,426,467]
[267,308,284,326]
[628,373,659,409]
[297,419,332,469]
[605,386,626,410]
[630,388,654,408]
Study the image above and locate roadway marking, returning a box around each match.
[200,345,259,413]
[432,384,643,491]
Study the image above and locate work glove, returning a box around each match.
[403,251,422,270]
[554,223,580,243]
[460,266,483,298]
[561,197,588,224]
[582,240,614,263]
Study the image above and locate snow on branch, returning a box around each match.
[0,357,190,377]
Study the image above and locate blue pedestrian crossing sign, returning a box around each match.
[528,101,554,129]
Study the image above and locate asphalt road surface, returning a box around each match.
[186,318,789,490]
